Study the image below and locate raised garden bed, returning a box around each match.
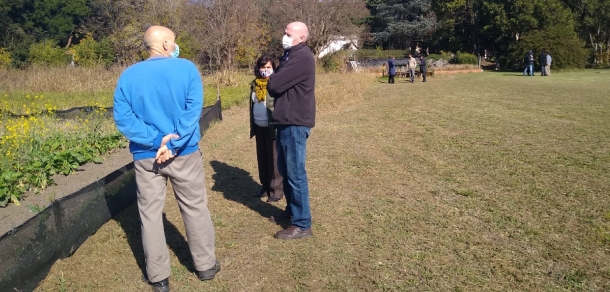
[0,100,222,292]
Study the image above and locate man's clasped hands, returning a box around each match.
[155,133,179,164]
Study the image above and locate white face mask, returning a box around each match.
[259,69,273,78]
[282,35,294,50]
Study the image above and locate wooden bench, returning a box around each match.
[397,70,433,79]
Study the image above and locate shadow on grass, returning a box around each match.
[210,160,289,228]
[114,203,198,279]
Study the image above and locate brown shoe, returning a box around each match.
[274,225,313,240]
[269,210,291,222]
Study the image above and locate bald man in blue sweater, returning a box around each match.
[114,26,220,292]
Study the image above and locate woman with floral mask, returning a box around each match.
[249,55,284,202]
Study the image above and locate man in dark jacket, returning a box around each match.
[419,55,427,82]
[267,21,316,240]
[388,56,396,84]
[523,50,535,76]
[539,51,547,76]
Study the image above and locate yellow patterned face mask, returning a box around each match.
[254,78,268,102]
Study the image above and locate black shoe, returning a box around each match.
[266,197,282,203]
[253,188,267,198]
[197,260,221,281]
[150,278,170,292]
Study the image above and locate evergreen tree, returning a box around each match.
[368,0,437,50]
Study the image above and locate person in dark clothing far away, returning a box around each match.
[419,55,427,82]
[523,50,535,76]
[388,56,396,84]
[539,51,547,76]
[267,21,316,240]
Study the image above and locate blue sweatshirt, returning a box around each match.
[114,57,203,161]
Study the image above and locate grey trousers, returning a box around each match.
[134,150,216,283]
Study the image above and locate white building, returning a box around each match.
[317,36,358,58]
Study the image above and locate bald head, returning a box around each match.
[285,22,309,46]
[143,26,176,58]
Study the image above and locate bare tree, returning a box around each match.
[268,0,369,57]
[183,0,264,72]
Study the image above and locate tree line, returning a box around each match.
[0,0,608,70]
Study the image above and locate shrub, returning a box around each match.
[28,40,70,66]
[28,41,70,67]
[0,48,12,68]
[427,51,453,61]
[69,35,116,67]
[451,52,478,65]
[507,26,588,69]
[320,50,351,72]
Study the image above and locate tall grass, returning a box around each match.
[0,66,123,93]
[0,66,252,111]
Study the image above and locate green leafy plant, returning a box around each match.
[0,48,12,68]
[0,104,127,207]
[28,40,70,67]
[26,203,44,213]
[451,52,478,65]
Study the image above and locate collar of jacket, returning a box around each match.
[286,42,308,54]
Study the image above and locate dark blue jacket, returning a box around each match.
[268,43,316,128]
[524,54,534,65]
[388,59,396,75]
[539,53,547,66]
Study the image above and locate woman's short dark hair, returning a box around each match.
[254,55,277,78]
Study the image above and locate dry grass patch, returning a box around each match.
[33,71,610,291]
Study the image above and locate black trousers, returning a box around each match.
[420,66,427,82]
[253,124,284,200]
[388,74,395,84]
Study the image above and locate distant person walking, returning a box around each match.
[546,53,552,76]
[539,51,547,76]
[113,25,220,292]
[419,55,427,82]
[388,56,396,84]
[249,55,284,203]
[523,50,535,76]
[267,21,316,240]
[407,54,417,83]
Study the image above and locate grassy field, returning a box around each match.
[33,70,610,291]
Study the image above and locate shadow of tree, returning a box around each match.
[114,203,198,280]
[209,160,288,227]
